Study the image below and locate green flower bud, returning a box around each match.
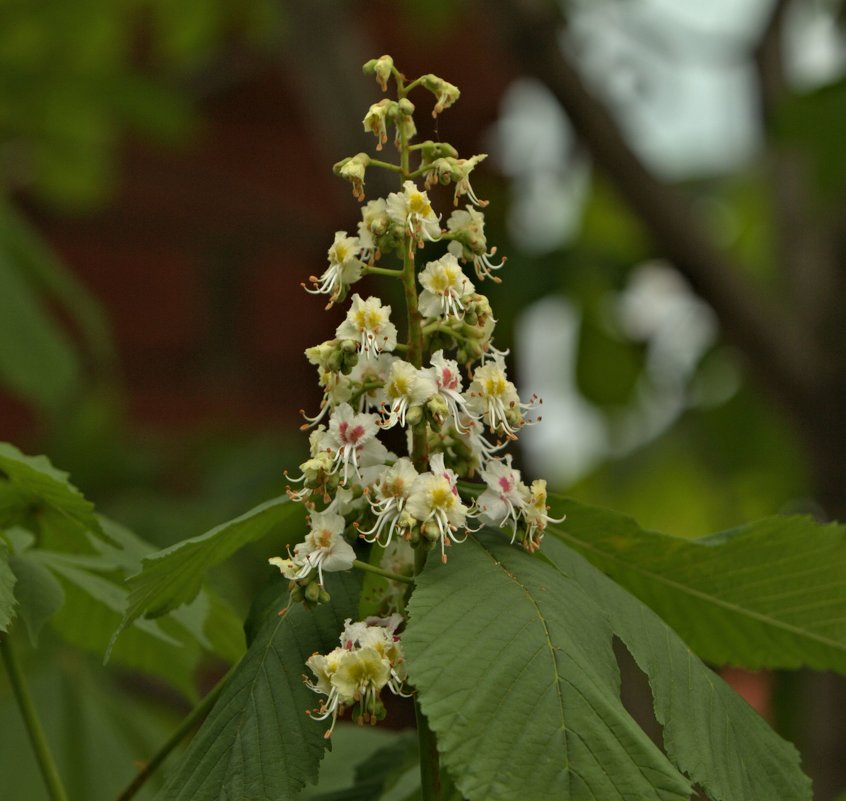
[406,405,424,426]
[422,520,441,542]
[363,99,394,150]
[426,394,449,424]
[363,55,394,92]
[420,74,460,116]
[333,153,370,201]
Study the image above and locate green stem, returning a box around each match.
[403,76,426,94]
[116,663,236,801]
[412,547,440,801]
[0,634,69,801]
[352,559,413,585]
[362,265,404,279]
[368,158,403,173]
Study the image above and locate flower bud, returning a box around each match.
[363,99,394,150]
[420,74,460,116]
[426,394,449,424]
[405,405,424,426]
[305,581,323,603]
[334,153,371,201]
[420,140,459,165]
[422,521,441,542]
[363,55,394,92]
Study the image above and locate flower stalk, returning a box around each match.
[0,634,69,801]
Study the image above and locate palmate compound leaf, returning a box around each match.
[0,442,102,538]
[541,536,811,801]
[157,571,359,801]
[403,531,693,801]
[548,497,846,673]
[110,496,303,657]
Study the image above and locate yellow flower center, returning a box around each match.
[483,374,508,397]
[429,484,455,510]
[409,192,432,216]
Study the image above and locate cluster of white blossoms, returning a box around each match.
[305,615,409,738]
[270,56,562,735]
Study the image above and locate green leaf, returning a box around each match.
[0,443,102,537]
[0,242,80,411]
[0,650,173,801]
[300,727,411,801]
[31,549,201,695]
[549,498,846,673]
[404,532,692,801]
[112,496,301,655]
[542,536,812,801]
[8,553,65,645]
[157,572,359,801]
[0,545,17,633]
[306,731,418,801]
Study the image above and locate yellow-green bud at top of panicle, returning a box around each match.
[333,153,371,201]
[363,55,395,92]
[420,74,460,116]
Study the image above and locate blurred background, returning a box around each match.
[1,0,845,797]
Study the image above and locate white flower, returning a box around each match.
[301,368,353,428]
[359,457,419,546]
[454,415,508,471]
[386,181,441,244]
[340,614,402,653]
[522,479,564,552]
[305,231,364,304]
[269,510,356,586]
[477,455,528,541]
[324,486,360,517]
[348,351,393,413]
[306,612,409,737]
[447,206,505,282]
[406,453,470,563]
[336,294,398,356]
[465,353,527,437]
[297,510,356,582]
[429,350,475,431]
[325,403,387,484]
[424,154,488,207]
[418,253,474,319]
[304,647,350,737]
[381,360,437,429]
[267,556,300,580]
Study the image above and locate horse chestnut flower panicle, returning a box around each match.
[267,55,562,736]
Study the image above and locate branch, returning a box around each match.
[753,0,791,126]
[487,0,823,409]
[753,0,841,335]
